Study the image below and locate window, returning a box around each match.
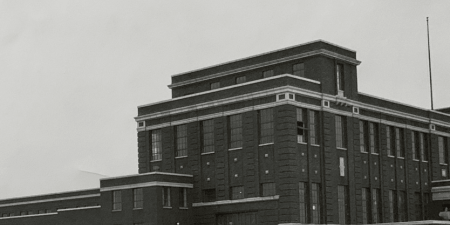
[398,191,406,222]
[372,189,381,223]
[339,157,346,177]
[179,188,187,208]
[263,70,274,78]
[412,131,420,160]
[203,189,216,202]
[297,108,307,143]
[439,136,448,164]
[201,120,214,153]
[420,133,428,161]
[299,182,307,224]
[229,114,243,149]
[361,188,370,224]
[112,190,122,211]
[20,211,26,216]
[133,188,143,209]
[261,183,276,197]
[311,183,321,224]
[293,63,305,77]
[151,129,162,161]
[310,111,320,145]
[259,108,274,144]
[388,190,396,222]
[162,187,171,207]
[175,124,187,157]
[337,185,348,225]
[424,193,430,220]
[386,126,393,156]
[395,128,404,158]
[38,209,45,214]
[359,121,368,153]
[336,63,344,91]
[236,76,246,84]
[369,123,379,154]
[210,82,220,90]
[414,192,422,221]
[335,116,346,148]
[230,186,244,200]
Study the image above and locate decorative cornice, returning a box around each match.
[168,49,359,88]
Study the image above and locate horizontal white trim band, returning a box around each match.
[57,205,100,212]
[100,182,193,192]
[0,212,58,220]
[0,194,99,208]
[100,171,193,181]
[192,195,279,207]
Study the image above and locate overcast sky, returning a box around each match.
[1,0,449,199]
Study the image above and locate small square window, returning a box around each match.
[353,107,359,114]
[263,70,274,78]
[236,76,246,84]
[293,63,305,77]
[210,82,220,90]
[277,94,286,100]
[322,100,330,108]
[138,121,145,127]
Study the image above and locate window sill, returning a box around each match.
[361,151,368,154]
[422,160,429,163]
[441,163,448,166]
[337,147,347,150]
[397,157,405,159]
[259,143,274,147]
[310,144,320,147]
[175,156,188,159]
[371,153,379,156]
[133,208,143,210]
[388,155,395,158]
[201,152,215,155]
[163,206,172,209]
[150,159,162,162]
[179,207,189,210]
[112,210,122,212]
[228,147,242,151]
[297,142,307,145]
[413,159,420,162]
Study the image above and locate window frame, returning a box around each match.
[133,188,143,209]
[175,124,188,157]
[210,81,220,90]
[201,120,215,153]
[162,187,171,208]
[151,129,162,161]
[293,63,305,77]
[235,76,246,84]
[259,108,274,144]
[335,115,347,149]
[229,114,243,149]
[262,70,274,78]
[112,190,122,211]
[297,108,307,144]
[179,188,188,208]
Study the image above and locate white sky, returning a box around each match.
[1,0,449,199]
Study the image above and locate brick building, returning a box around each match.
[1,40,450,225]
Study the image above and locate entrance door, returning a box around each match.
[217,212,256,225]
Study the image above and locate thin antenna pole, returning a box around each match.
[427,17,434,110]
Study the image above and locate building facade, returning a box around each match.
[1,40,450,225]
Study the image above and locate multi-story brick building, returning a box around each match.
[1,40,450,225]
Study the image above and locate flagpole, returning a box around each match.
[427,17,434,110]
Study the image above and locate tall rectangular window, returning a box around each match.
[335,116,347,148]
[259,108,274,144]
[398,191,406,222]
[201,120,214,153]
[179,188,187,208]
[311,183,321,224]
[229,114,242,149]
[162,187,171,207]
[361,188,370,224]
[372,189,381,223]
[299,182,307,224]
[369,122,379,154]
[235,76,246,84]
[261,183,276,197]
[133,188,143,209]
[230,186,244,200]
[360,121,368,153]
[297,108,307,143]
[439,136,448,164]
[310,111,320,145]
[175,124,187,157]
[424,193,430,220]
[112,190,122,211]
[336,63,344,91]
[151,129,162,161]
[293,63,305,77]
[337,185,348,225]
[420,133,428,161]
[210,82,220,90]
[412,131,420,160]
[414,192,422,221]
[386,126,393,156]
[388,190,396,222]
[263,70,274,78]
[395,128,404,158]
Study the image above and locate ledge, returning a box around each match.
[193,195,279,207]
